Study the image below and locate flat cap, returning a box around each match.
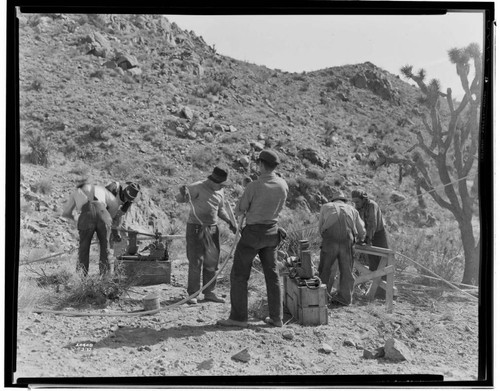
[259,149,280,165]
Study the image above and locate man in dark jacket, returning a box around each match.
[217,149,288,328]
[351,189,388,271]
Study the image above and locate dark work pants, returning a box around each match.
[77,201,112,276]
[229,224,282,323]
[368,229,389,271]
[186,223,220,296]
[318,222,355,305]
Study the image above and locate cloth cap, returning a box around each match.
[124,182,141,200]
[259,149,280,165]
[351,189,368,200]
[330,190,347,202]
[208,166,230,185]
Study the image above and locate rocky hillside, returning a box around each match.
[18,13,454,256]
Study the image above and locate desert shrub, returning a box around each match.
[122,75,136,84]
[279,208,321,258]
[68,164,89,176]
[60,271,134,308]
[17,275,51,311]
[391,224,463,284]
[220,133,242,144]
[188,147,219,170]
[32,179,53,195]
[80,123,108,141]
[90,69,105,79]
[25,128,51,167]
[299,82,310,92]
[213,70,234,87]
[61,139,78,156]
[204,81,223,96]
[306,167,325,180]
[27,78,43,92]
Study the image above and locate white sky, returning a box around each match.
[165,12,485,97]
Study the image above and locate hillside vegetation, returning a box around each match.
[18,13,467,265]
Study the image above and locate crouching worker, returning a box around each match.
[318,190,365,306]
[62,180,141,277]
[105,181,141,244]
[176,166,237,305]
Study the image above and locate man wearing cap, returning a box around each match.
[351,189,388,272]
[62,181,141,276]
[176,166,237,304]
[217,149,288,328]
[318,190,366,306]
[105,181,141,243]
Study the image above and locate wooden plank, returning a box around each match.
[386,259,394,313]
[354,244,395,257]
[367,256,388,300]
[354,265,394,285]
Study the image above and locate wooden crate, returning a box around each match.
[120,260,171,286]
[283,276,328,326]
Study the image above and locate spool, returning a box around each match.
[143,292,160,311]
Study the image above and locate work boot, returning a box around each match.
[186,297,198,305]
[204,292,225,303]
[216,318,248,328]
[264,317,283,327]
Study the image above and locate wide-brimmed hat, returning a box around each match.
[351,189,368,200]
[124,182,141,200]
[331,190,347,202]
[208,166,231,185]
[258,149,280,165]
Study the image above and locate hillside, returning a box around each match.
[12,12,481,385]
[18,13,451,252]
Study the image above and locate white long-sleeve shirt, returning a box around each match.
[62,184,123,220]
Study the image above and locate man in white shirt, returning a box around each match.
[62,181,140,276]
[318,190,365,306]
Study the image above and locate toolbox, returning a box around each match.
[283,275,328,326]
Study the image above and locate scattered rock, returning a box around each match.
[384,338,412,362]
[390,192,406,203]
[320,343,334,354]
[197,358,214,370]
[231,348,251,363]
[282,330,294,340]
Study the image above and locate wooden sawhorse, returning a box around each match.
[328,244,395,312]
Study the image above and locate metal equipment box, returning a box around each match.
[283,276,328,326]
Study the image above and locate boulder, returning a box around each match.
[384,338,412,362]
[298,148,327,168]
[390,192,406,203]
[231,348,251,363]
[116,53,139,70]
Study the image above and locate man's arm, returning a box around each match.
[354,210,366,243]
[235,184,253,217]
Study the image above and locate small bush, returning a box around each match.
[27,78,43,92]
[32,179,53,195]
[90,69,105,79]
[306,168,326,180]
[25,128,51,167]
[80,123,108,141]
[17,275,51,311]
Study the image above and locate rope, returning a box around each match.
[395,251,477,300]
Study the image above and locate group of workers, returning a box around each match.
[61,148,388,327]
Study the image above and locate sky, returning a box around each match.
[164,12,485,97]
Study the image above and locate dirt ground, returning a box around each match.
[13,254,479,386]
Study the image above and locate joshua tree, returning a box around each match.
[382,43,482,284]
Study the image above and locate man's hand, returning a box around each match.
[111,230,122,243]
[365,238,372,246]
